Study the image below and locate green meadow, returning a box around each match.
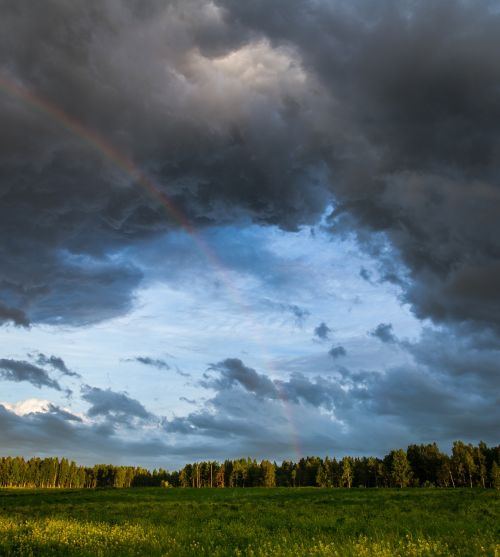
[0,488,498,556]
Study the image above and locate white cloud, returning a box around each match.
[2,398,52,416]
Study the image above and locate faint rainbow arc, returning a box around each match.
[0,76,238,294]
[0,75,303,460]
[0,78,195,236]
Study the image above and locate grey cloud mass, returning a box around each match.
[218,0,500,331]
[81,385,155,424]
[204,359,276,398]
[0,302,30,328]
[202,358,342,410]
[166,349,500,459]
[0,403,174,467]
[0,0,499,334]
[370,323,397,344]
[34,353,80,377]
[314,322,331,340]
[0,358,62,391]
[329,345,346,359]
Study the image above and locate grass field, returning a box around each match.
[0,488,498,556]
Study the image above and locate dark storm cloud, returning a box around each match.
[215,0,500,332]
[0,358,62,390]
[0,302,30,328]
[2,0,499,334]
[314,322,331,340]
[81,385,155,424]
[363,364,500,441]
[402,326,500,392]
[337,323,500,441]
[34,353,80,377]
[0,252,143,326]
[128,356,170,371]
[370,323,397,344]
[0,0,327,325]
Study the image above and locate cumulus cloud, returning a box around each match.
[0,358,62,391]
[163,333,499,457]
[329,345,346,359]
[0,398,81,422]
[314,322,331,340]
[166,347,500,460]
[1,398,53,416]
[370,323,397,344]
[402,325,500,393]
[202,357,344,411]
[81,385,155,425]
[0,401,174,467]
[204,358,276,397]
[163,384,344,460]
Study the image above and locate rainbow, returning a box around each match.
[0,74,303,460]
[0,77,196,234]
[0,75,238,295]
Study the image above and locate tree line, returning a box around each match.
[1,441,499,489]
[0,456,170,488]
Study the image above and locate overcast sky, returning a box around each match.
[0,0,499,469]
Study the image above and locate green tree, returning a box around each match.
[260,460,276,487]
[474,444,487,488]
[491,461,500,490]
[366,456,383,488]
[341,457,353,488]
[179,464,192,487]
[316,463,328,487]
[390,449,412,488]
[451,441,476,487]
[407,443,444,486]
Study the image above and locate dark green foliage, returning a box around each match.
[407,443,443,486]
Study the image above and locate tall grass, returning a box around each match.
[0,488,498,556]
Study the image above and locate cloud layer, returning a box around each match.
[0,0,498,332]
[0,358,62,391]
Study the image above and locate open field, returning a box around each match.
[0,488,498,556]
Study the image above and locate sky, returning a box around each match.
[0,0,499,470]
